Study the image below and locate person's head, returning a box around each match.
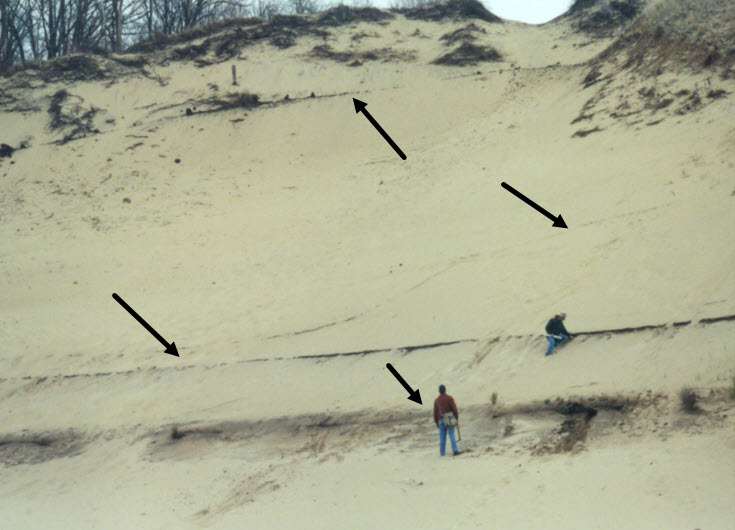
[558,312,567,321]
[439,384,446,394]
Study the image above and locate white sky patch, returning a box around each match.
[483,0,575,24]
[367,0,575,25]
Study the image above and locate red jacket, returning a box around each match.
[434,393,459,425]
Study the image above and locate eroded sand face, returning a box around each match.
[1,0,734,528]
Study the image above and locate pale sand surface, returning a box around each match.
[1,1,734,528]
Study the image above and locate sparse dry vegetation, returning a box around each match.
[503,416,514,437]
[564,0,644,36]
[439,23,486,46]
[395,0,502,24]
[310,44,416,64]
[679,387,699,412]
[47,90,100,144]
[595,0,735,76]
[170,425,185,439]
[432,42,502,66]
[572,126,602,138]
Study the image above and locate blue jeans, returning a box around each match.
[438,419,458,455]
[546,334,568,355]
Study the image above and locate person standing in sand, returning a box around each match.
[545,312,572,356]
[434,384,460,456]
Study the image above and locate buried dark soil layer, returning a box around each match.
[0,430,89,466]
[1,390,731,466]
[148,390,732,461]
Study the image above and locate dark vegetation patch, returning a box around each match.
[155,90,261,118]
[432,42,501,66]
[2,53,163,88]
[564,0,643,36]
[0,143,15,158]
[206,91,260,110]
[582,66,603,87]
[128,6,394,66]
[108,55,149,68]
[675,90,702,115]
[397,0,502,23]
[679,387,699,413]
[170,42,210,62]
[270,30,297,49]
[439,23,486,46]
[6,55,107,83]
[126,17,262,54]
[183,15,330,64]
[0,430,88,466]
[316,5,394,26]
[572,126,602,138]
[706,88,728,99]
[310,44,415,64]
[571,112,594,124]
[47,90,100,144]
[352,31,381,41]
[0,138,30,159]
[590,2,735,79]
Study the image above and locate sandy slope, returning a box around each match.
[1,0,734,528]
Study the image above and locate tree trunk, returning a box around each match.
[115,0,122,52]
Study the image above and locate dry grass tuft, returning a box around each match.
[595,0,735,75]
[679,387,699,413]
[310,45,415,64]
[396,0,502,24]
[439,23,486,46]
[565,0,644,36]
[432,42,501,66]
[47,90,100,144]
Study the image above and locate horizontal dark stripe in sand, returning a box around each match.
[2,315,732,382]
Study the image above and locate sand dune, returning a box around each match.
[1,0,734,527]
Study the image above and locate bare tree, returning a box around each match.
[0,0,292,72]
[1,0,16,70]
[286,0,319,15]
[251,0,282,18]
[69,0,105,52]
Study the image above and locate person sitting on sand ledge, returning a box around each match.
[434,384,461,456]
[545,312,572,356]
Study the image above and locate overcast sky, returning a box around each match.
[481,0,575,24]
[370,0,575,24]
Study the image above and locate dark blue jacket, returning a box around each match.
[546,317,570,336]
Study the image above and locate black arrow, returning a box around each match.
[112,293,179,357]
[353,98,406,160]
[385,363,422,404]
[501,181,568,228]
